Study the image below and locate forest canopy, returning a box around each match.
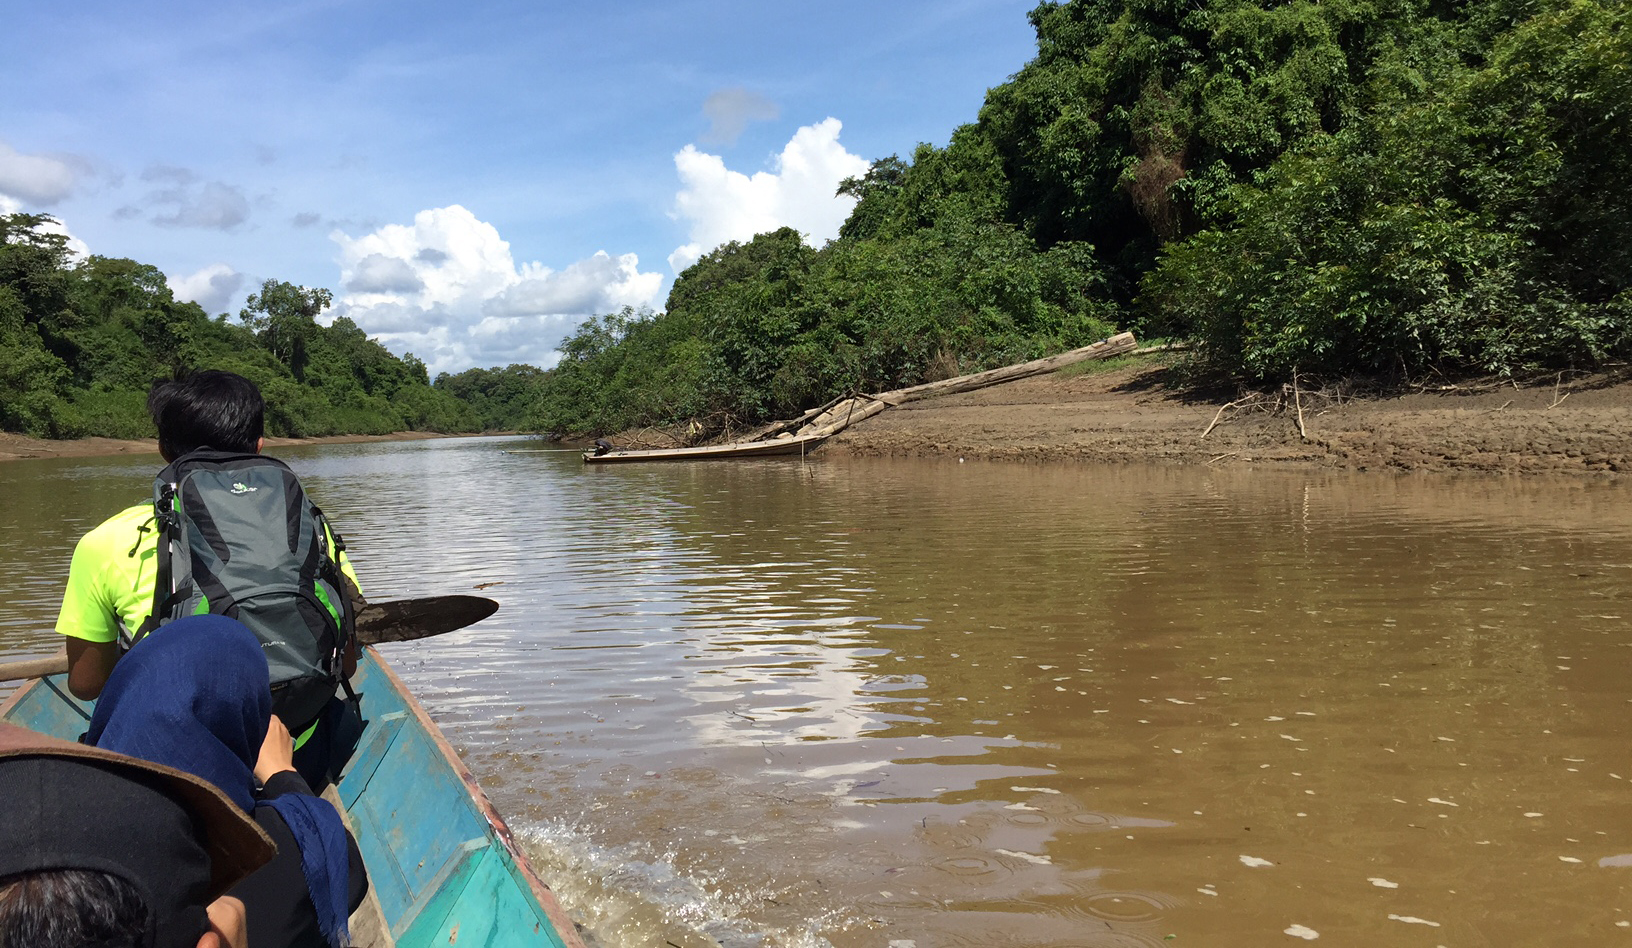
[4,0,1626,441]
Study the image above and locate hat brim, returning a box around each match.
[0,722,275,898]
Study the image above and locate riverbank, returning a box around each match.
[825,358,1632,475]
[0,430,466,463]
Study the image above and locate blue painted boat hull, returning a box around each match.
[0,648,585,948]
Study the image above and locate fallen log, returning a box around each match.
[886,332,1138,404]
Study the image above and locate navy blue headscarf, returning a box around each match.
[87,614,352,947]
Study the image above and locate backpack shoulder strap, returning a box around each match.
[309,503,356,653]
[132,460,187,647]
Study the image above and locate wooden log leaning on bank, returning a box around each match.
[794,331,1139,438]
[584,331,1139,462]
[884,331,1138,406]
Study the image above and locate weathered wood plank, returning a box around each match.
[323,783,395,948]
[886,332,1138,404]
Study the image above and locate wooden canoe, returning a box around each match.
[583,432,827,463]
[0,648,587,948]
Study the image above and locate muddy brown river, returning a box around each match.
[3,438,1629,946]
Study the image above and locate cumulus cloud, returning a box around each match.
[668,117,869,272]
[167,263,245,315]
[332,205,663,374]
[346,253,424,294]
[700,87,779,146]
[140,165,250,230]
[0,141,83,206]
[488,252,660,318]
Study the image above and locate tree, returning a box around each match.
[240,281,332,382]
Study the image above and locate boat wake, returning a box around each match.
[519,821,842,948]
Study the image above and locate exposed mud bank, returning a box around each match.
[824,364,1632,476]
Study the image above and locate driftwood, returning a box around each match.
[803,398,891,437]
[886,332,1138,405]
[589,332,1141,462]
[794,333,1138,438]
[1201,394,1267,439]
[737,394,848,443]
[1291,372,1307,441]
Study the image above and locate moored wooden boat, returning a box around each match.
[583,432,827,463]
[0,648,586,948]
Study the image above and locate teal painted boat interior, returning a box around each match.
[0,650,574,948]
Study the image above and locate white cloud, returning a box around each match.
[0,141,81,206]
[668,117,870,272]
[141,166,250,230]
[700,87,779,146]
[167,263,245,315]
[346,253,424,294]
[332,205,662,374]
[488,252,659,318]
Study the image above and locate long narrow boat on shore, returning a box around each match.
[0,648,587,948]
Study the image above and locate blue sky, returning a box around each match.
[2,0,1041,374]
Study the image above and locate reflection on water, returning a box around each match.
[4,439,1632,946]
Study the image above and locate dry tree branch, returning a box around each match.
[1291,370,1308,441]
[1548,372,1570,410]
[1201,398,1245,439]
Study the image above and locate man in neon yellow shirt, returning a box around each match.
[55,370,361,726]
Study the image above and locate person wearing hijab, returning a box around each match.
[86,614,369,948]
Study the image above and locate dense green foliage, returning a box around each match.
[536,0,1629,434]
[9,0,1624,440]
[1147,0,1632,378]
[0,213,476,439]
[431,364,548,432]
[534,158,1120,436]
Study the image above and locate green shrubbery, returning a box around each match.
[1147,0,1632,380]
[532,210,1118,437]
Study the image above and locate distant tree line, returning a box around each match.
[0,212,481,439]
[532,0,1630,437]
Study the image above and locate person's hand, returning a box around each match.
[200,895,247,948]
[254,714,295,783]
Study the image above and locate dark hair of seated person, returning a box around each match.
[0,868,148,948]
[147,369,265,459]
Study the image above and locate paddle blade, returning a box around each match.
[355,595,499,645]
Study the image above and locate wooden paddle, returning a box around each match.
[351,594,499,644]
[0,594,500,683]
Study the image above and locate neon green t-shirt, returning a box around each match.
[55,501,361,644]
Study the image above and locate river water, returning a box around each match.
[2,437,1630,946]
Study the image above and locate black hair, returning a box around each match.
[0,869,150,948]
[147,370,265,458]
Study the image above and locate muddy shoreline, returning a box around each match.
[0,430,476,463]
[8,363,1629,476]
[824,363,1632,476]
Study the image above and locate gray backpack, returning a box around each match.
[134,449,354,730]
